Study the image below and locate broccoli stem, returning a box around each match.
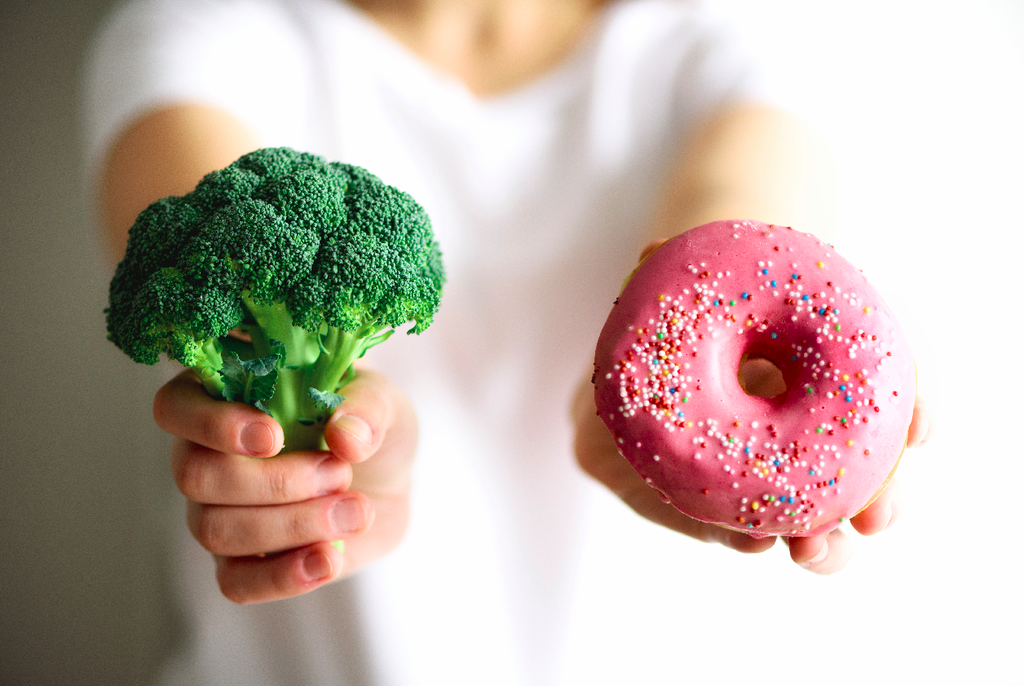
[272,326,393,451]
[232,297,395,452]
[275,368,331,451]
[194,339,226,397]
[306,327,367,405]
[241,296,321,367]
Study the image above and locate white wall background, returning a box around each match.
[1,0,1021,684]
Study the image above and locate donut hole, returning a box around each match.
[738,355,787,399]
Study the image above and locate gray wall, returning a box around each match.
[0,1,182,683]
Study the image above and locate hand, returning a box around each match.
[574,376,932,573]
[153,367,417,603]
[573,378,777,556]
[783,397,930,573]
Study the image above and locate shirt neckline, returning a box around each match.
[303,0,611,112]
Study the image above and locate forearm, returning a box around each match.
[649,105,837,243]
[99,104,261,262]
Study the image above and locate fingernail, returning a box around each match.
[241,423,275,455]
[334,414,373,447]
[316,456,346,495]
[302,551,332,581]
[800,539,829,568]
[331,498,368,535]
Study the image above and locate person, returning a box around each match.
[86,0,931,682]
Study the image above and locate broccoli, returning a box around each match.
[106,147,445,452]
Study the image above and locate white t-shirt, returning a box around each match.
[85,2,767,684]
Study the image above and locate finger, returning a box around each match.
[172,442,353,506]
[787,528,854,574]
[323,369,419,498]
[335,489,411,575]
[217,486,412,604]
[573,381,774,554]
[215,541,342,604]
[906,396,932,448]
[850,478,901,536]
[614,469,777,554]
[188,492,374,557]
[322,369,395,464]
[154,369,283,457]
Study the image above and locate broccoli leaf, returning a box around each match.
[309,388,345,410]
[221,353,281,411]
[267,338,286,359]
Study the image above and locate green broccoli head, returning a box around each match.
[106,147,445,451]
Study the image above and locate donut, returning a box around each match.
[592,220,915,538]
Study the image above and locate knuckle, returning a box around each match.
[171,449,210,500]
[194,508,232,554]
[286,507,319,544]
[269,560,298,599]
[197,411,224,451]
[216,566,252,605]
[263,464,294,502]
[152,385,172,428]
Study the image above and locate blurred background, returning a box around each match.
[1,0,1021,684]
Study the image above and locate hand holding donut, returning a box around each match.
[575,380,930,572]
[576,221,932,573]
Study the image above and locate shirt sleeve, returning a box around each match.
[82,0,316,176]
[583,0,778,174]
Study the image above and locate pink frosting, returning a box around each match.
[593,220,915,537]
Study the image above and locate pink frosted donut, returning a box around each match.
[593,220,915,538]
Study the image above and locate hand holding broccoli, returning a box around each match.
[107,147,443,600]
[155,366,417,602]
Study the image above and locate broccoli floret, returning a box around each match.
[107,147,445,451]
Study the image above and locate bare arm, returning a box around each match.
[650,104,837,242]
[99,104,260,260]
